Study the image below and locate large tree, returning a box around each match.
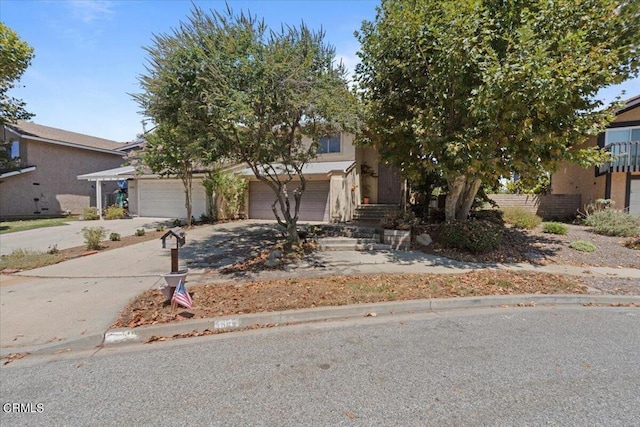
[1,22,35,169]
[179,6,358,244]
[356,0,640,220]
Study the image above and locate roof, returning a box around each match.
[615,94,640,115]
[77,165,137,181]
[5,121,125,153]
[237,161,356,177]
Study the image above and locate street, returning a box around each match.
[2,306,639,426]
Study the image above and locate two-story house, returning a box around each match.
[551,95,640,215]
[1,121,125,218]
[237,133,404,222]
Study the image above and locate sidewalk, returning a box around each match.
[2,222,639,358]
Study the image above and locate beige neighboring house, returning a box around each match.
[1,121,125,218]
[551,95,640,215]
[79,132,404,222]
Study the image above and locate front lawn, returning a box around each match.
[0,217,76,235]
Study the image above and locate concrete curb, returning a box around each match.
[103,294,640,347]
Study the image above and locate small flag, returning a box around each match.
[171,280,193,309]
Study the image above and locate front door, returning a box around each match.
[377,163,403,204]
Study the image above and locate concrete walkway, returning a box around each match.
[1,220,639,358]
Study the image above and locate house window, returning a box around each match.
[318,135,341,154]
[6,140,20,159]
[605,126,640,145]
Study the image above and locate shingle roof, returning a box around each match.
[6,120,125,152]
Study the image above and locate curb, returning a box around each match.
[104,294,640,347]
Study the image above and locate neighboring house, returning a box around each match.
[1,121,126,219]
[79,133,404,222]
[551,95,640,215]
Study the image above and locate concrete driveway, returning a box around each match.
[0,217,172,256]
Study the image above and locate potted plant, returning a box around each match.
[360,163,376,204]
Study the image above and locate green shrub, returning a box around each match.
[542,222,568,235]
[438,219,504,253]
[104,204,125,220]
[135,228,146,236]
[155,225,166,232]
[470,209,505,225]
[581,209,640,237]
[569,240,596,252]
[502,207,542,230]
[81,226,106,250]
[380,210,419,230]
[82,206,99,221]
[109,232,121,241]
[172,218,183,227]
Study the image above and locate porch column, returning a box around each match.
[96,179,103,219]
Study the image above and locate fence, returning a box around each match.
[488,194,581,220]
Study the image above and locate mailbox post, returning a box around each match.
[160,229,186,272]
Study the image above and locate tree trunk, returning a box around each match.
[456,178,482,220]
[182,168,193,227]
[445,175,467,221]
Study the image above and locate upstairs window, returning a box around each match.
[5,140,20,159]
[318,135,341,154]
[606,126,640,145]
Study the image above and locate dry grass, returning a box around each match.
[112,271,587,328]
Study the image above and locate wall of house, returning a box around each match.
[0,139,123,218]
[329,165,359,222]
[550,138,606,211]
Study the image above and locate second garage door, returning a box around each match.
[249,180,330,221]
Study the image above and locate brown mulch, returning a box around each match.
[112,270,589,328]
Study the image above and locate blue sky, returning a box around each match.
[2,0,639,143]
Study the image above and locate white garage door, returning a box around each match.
[630,179,640,215]
[249,180,330,221]
[138,179,207,219]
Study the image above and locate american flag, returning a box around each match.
[172,280,193,309]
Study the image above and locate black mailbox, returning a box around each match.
[160,229,186,249]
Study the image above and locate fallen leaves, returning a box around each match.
[3,352,29,365]
[111,271,589,329]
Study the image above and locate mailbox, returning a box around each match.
[160,229,186,249]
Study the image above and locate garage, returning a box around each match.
[249,180,330,221]
[630,179,640,215]
[137,179,207,219]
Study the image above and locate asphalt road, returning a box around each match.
[1,306,639,426]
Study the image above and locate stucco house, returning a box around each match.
[79,133,404,222]
[551,95,640,215]
[1,121,126,219]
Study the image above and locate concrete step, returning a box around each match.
[317,236,391,251]
[319,242,393,251]
[317,236,380,246]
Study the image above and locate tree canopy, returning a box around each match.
[136,5,358,242]
[356,0,640,220]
